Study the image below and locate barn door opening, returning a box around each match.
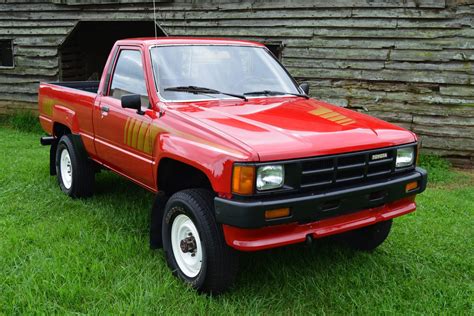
[59,21,165,81]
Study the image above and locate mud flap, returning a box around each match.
[150,191,169,249]
[49,140,58,176]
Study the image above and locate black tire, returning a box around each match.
[162,189,239,294]
[341,219,393,251]
[55,134,95,198]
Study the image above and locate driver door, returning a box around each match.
[93,48,154,188]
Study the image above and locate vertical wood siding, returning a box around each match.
[0,0,472,166]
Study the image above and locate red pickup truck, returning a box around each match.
[38,37,427,293]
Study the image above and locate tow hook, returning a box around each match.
[305,234,313,247]
[180,233,197,257]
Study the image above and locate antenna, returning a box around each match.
[153,0,158,38]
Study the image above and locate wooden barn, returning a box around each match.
[0,0,472,166]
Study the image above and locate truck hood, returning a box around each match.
[169,97,416,161]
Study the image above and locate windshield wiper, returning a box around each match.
[164,86,247,101]
[243,90,309,99]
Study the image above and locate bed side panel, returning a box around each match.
[38,82,97,156]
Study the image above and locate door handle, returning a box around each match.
[100,105,109,118]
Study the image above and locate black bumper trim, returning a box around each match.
[215,167,427,228]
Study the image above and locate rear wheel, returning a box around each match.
[341,219,393,251]
[162,189,238,294]
[56,134,95,198]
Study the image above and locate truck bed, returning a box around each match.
[46,81,100,94]
[38,81,99,149]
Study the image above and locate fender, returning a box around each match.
[153,131,253,196]
[52,104,80,134]
[149,109,257,195]
[51,105,97,160]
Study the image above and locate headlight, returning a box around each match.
[256,165,284,191]
[396,147,415,168]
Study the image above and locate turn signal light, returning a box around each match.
[265,207,290,220]
[232,165,255,195]
[406,181,419,192]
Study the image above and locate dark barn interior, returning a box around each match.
[59,21,163,81]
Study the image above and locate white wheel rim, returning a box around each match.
[171,214,203,278]
[60,148,73,189]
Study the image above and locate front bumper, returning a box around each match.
[222,196,417,251]
[215,167,427,229]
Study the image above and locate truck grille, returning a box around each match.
[300,148,397,191]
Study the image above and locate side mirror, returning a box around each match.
[121,94,143,114]
[299,82,309,95]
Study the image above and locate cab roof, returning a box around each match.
[115,37,266,47]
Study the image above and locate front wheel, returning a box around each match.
[162,189,238,294]
[340,219,393,251]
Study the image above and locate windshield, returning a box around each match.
[150,45,300,101]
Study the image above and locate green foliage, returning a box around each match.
[0,126,472,314]
[418,153,454,183]
[0,111,43,134]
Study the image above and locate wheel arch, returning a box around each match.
[156,157,214,195]
[52,105,80,134]
[53,122,72,138]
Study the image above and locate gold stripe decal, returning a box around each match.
[131,120,142,149]
[123,118,155,154]
[136,122,148,152]
[124,117,131,144]
[40,96,72,117]
[122,118,247,157]
[127,118,136,146]
[309,106,356,126]
[143,126,152,154]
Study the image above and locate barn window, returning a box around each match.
[0,40,14,68]
[264,42,283,60]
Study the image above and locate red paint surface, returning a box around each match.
[223,197,417,251]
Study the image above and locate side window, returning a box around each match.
[109,49,149,108]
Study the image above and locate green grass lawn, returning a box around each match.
[1,124,473,314]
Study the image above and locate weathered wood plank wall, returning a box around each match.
[0,0,472,166]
